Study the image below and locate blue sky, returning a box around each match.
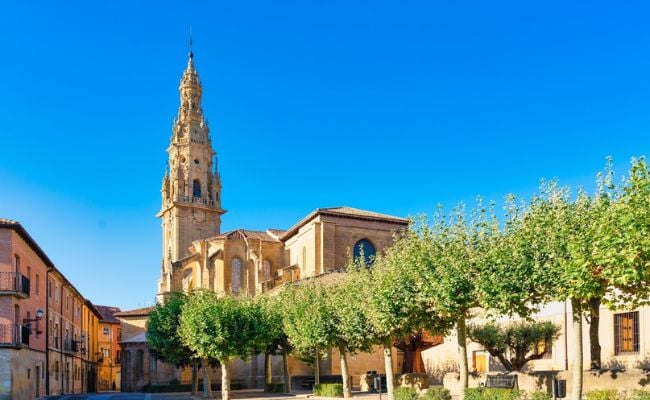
[1,1,649,310]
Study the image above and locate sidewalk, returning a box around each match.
[189,389,386,400]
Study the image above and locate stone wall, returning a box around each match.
[443,369,650,398]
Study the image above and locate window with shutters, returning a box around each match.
[614,311,639,355]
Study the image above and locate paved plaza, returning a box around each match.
[42,390,384,400]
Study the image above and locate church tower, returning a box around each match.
[157,49,225,298]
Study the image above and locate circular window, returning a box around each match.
[194,159,199,165]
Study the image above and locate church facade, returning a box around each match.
[118,51,408,391]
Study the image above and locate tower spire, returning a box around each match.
[189,25,193,59]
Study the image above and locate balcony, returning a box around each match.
[176,195,219,208]
[261,265,299,293]
[0,272,30,298]
[62,338,79,354]
[0,324,30,348]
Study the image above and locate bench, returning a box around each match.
[485,375,518,389]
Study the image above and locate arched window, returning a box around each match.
[136,350,144,377]
[192,180,201,198]
[149,351,157,376]
[231,258,242,295]
[124,350,131,375]
[353,239,376,266]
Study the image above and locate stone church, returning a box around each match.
[118,50,408,391]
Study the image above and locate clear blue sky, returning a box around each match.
[1,1,649,310]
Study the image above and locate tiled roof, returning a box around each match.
[213,229,280,242]
[281,206,408,240]
[266,229,286,240]
[114,306,155,318]
[94,305,122,324]
[120,332,147,344]
[0,218,55,268]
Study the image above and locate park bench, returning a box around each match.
[484,374,518,389]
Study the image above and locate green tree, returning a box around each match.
[518,159,650,400]
[280,281,333,387]
[179,291,273,400]
[364,221,454,400]
[468,321,561,371]
[326,271,377,398]
[146,292,201,394]
[257,294,293,393]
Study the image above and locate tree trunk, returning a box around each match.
[402,347,415,373]
[457,317,469,400]
[202,358,213,398]
[191,362,198,395]
[222,360,231,400]
[314,347,321,385]
[571,299,584,400]
[588,296,602,370]
[383,343,395,400]
[265,352,273,391]
[283,349,292,393]
[339,347,352,398]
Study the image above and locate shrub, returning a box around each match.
[465,388,524,400]
[528,391,551,400]
[423,387,452,400]
[394,387,419,400]
[632,391,650,400]
[585,390,621,400]
[169,378,181,385]
[314,383,344,397]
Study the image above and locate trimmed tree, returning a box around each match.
[468,320,561,371]
[280,281,333,387]
[257,294,293,393]
[326,271,377,398]
[517,158,650,400]
[364,221,454,400]
[146,292,201,394]
[179,291,273,400]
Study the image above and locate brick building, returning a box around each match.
[95,305,122,391]
[0,219,103,399]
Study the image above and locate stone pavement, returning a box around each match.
[42,389,385,400]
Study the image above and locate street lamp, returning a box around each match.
[24,308,44,336]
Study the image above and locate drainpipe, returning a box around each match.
[45,267,51,395]
[60,283,65,395]
[564,300,569,371]
[71,297,75,395]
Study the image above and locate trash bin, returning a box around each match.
[554,379,566,399]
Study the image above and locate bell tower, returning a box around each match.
[157,49,225,298]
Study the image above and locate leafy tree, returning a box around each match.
[517,158,650,400]
[364,221,454,400]
[257,294,293,393]
[146,292,201,394]
[280,281,333,386]
[414,201,551,399]
[468,321,560,371]
[179,291,273,400]
[326,271,377,398]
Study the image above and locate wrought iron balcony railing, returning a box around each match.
[0,324,29,347]
[0,272,30,298]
